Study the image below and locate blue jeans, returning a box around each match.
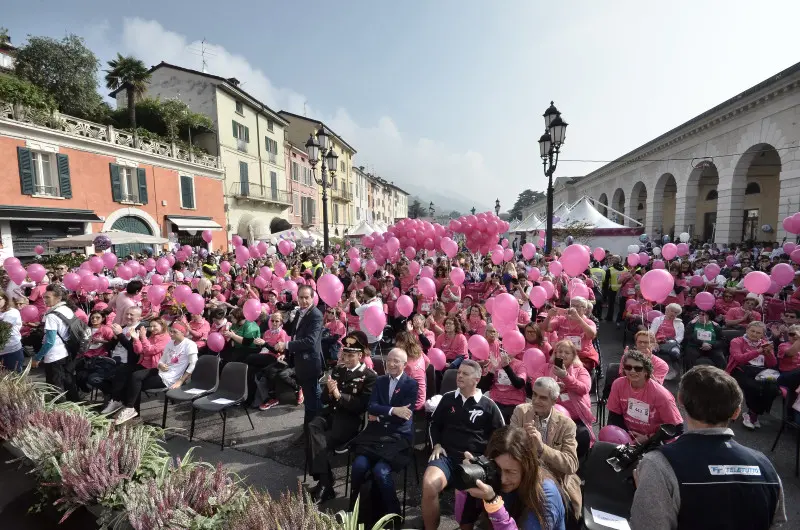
[350,455,400,516]
[1,348,24,373]
[300,378,322,426]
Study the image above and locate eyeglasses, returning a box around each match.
[623,364,645,373]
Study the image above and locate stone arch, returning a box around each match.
[682,161,719,242]
[611,188,626,225]
[102,207,161,236]
[598,193,609,217]
[651,173,678,241]
[110,215,155,257]
[628,181,648,228]
[726,143,782,243]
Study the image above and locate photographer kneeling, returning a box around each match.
[631,365,785,529]
[461,425,566,530]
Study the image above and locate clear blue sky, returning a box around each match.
[4,0,800,211]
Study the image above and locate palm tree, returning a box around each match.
[104,54,151,133]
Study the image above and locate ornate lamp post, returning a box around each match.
[306,125,338,254]
[429,202,435,219]
[538,102,568,255]
[471,207,476,215]
[494,198,501,217]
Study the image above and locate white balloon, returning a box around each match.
[266,246,277,256]
[679,232,690,243]
[653,246,662,256]
[627,244,639,254]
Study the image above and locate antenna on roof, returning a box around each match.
[303,101,307,117]
[201,38,208,73]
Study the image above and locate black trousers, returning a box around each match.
[575,420,591,460]
[496,402,519,424]
[244,354,277,404]
[124,367,165,409]
[308,414,361,486]
[684,344,726,370]
[44,357,78,401]
[732,365,779,415]
[110,362,138,402]
[604,290,617,321]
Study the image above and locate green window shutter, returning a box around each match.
[181,175,195,208]
[232,120,238,139]
[109,163,122,202]
[17,147,34,195]
[272,138,278,154]
[56,154,72,198]
[136,168,148,204]
[239,162,249,195]
[244,126,250,143]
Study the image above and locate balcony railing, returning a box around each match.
[230,181,292,206]
[0,101,221,170]
[330,186,353,202]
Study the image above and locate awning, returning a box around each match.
[50,230,169,248]
[0,205,101,223]
[166,216,223,231]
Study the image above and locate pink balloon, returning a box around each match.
[88,256,104,273]
[689,275,704,288]
[640,269,674,302]
[63,272,81,291]
[493,293,519,323]
[503,249,514,262]
[491,249,504,265]
[568,280,589,299]
[783,216,797,234]
[503,330,525,354]
[365,260,378,276]
[662,243,678,260]
[767,280,781,295]
[523,348,546,376]
[254,276,268,289]
[784,242,796,255]
[116,265,133,281]
[284,280,298,295]
[522,243,536,260]
[3,257,20,269]
[243,299,262,322]
[502,238,509,249]
[409,261,421,277]
[33,245,45,255]
[627,254,640,267]
[560,244,590,277]
[428,348,446,371]
[174,285,192,303]
[220,260,231,273]
[363,305,387,336]
[484,297,495,315]
[638,252,650,266]
[652,259,665,269]
[20,305,40,323]
[468,334,490,361]
[156,258,170,275]
[274,261,287,277]
[166,255,176,267]
[207,332,225,353]
[592,247,606,261]
[528,268,541,282]
[530,286,547,308]
[421,266,434,279]
[317,273,344,306]
[151,274,164,286]
[704,263,721,279]
[743,271,771,294]
[202,230,213,243]
[418,277,437,299]
[96,276,109,293]
[540,281,555,299]
[792,249,800,264]
[324,255,335,267]
[102,253,119,269]
[599,425,632,445]
[81,275,98,292]
[771,263,795,287]
[553,404,570,417]
[185,293,205,315]
[148,285,167,305]
[676,243,689,257]
[396,295,414,317]
[405,246,417,259]
[450,267,465,286]
[549,261,563,276]
[695,291,715,310]
[26,263,46,283]
[74,309,88,325]
[348,247,360,260]
[348,257,361,273]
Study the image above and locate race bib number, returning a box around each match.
[559,393,570,402]
[496,369,512,386]
[421,303,431,313]
[567,336,582,349]
[627,398,650,424]
[696,330,713,341]
[749,355,765,367]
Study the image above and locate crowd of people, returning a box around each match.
[0,231,795,529]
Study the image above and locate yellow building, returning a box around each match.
[279,111,355,237]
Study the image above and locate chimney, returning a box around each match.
[227,77,240,87]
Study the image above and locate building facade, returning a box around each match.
[525,62,800,244]
[112,62,291,246]
[0,102,225,260]
[285,142,317,229]
[352,165,370,224]
[279,112,355,237]
[0,31,16,72]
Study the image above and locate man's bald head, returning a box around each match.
[386,348,408,377]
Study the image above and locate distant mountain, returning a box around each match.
[402,181,492,217]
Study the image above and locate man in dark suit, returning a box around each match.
[276,284,323,430]
[348,347,419,521]
[308,331,377,504]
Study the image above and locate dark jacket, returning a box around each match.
[323,363,377,439]
[367,373,419,440]
[287,306,324,381]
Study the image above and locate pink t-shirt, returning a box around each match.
[533,362,595,433]
[655,318,676,343]
[489,355,527,406]
[778,342,800,372]
[435,332,469,361]
[618,352,669,385]
[112,293,137,325]
[550,315,598,365]
[725,307,762,328]
[465,317,486,337]
[405,355,429,411]
[607,377,683,437]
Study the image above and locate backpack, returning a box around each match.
[48,309,91,358]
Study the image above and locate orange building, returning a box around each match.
[0,103,226,260]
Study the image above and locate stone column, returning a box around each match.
[673,178,699,237]
[777,161,800,241]
[646,196,663,238]
[713,167,746,244]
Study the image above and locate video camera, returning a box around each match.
[606,424,680,472]
[450,455,501,491]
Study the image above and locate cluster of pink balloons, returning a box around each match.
[782,213,800,234]
[449,212,511,256]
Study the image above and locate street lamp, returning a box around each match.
[429,202,435,218]
[306,124,338,254]
[494,198,501,217]
[471,207,476,215]
[538,101,568,255]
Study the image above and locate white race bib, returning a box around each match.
[567,335,582,349]
[421,303,431,313]
[496,369,512,386]
[696,330,713,341]
[627,398,651,424]
[749,355,765,367]
[559,393,570,402]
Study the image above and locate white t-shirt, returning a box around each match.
[514,283,533,313]
[158,338,198,388]
[43,305,73,363]
[111,323,141,363]
[0,308,23,355]
[355,298,384,343]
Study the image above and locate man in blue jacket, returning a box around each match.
[348,347,419,519]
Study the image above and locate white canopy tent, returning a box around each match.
[347,220,376,237]
[529,197,642,231]
[49,230,169,248]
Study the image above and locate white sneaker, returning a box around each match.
[742,414,755,430]
[101,400,123,415]
[114,407,138,425]
[754,417,762,429]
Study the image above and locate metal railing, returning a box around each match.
[230,182,293,205]
[330,186,353,202]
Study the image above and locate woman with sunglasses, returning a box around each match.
[522,323,552,357]
[726,321,779,430]
[714,289,740,323]
[777,324,800,373]
[606,350,683,444]
[483,273,507,300]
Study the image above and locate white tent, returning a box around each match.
[372,221,388,234]
[347,220,376,237]
[531,197,643,231]
[49,230,169,248]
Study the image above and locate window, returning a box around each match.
[340,161,346,173]
[333,203,339,224]
[235,101,244,115]
[301,196,315,225]
[109,163,146,204]
[270,172,278,200]
[292,161,299,181]
[232,120,249,152]
[745,182,761,195]
[180,175,195,209]
[17,148,72,199]
[120,167,140,203]
[294,194,300,214]
[265,137,277,163]
[30,151,58,196]
[267,119,274,132]
[356,207,361,220]
[705,190,718,201]
[239,161,249,195]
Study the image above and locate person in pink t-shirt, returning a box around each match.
[616,330,669,385]
[110,280,143,325]
[395,331,428,410]
[778,325,800,372]
[434,316,468,364]
[482,324,527,423]
[188,312,210,350]
[725,294,762,329]
[522,322,552,358]
[463,305,487,337]
[543,297,598,370]
[607,350,683,443]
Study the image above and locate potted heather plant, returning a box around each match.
[0,365,49,458]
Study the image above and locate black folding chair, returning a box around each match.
[771,385,800,477]
[190,362,254,450]
[160,356,220,429]
[440,369,458,395]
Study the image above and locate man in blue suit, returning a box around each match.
[348,348,420,522]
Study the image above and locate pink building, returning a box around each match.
[285,142,317,228]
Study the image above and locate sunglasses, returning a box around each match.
[623,364,645,373]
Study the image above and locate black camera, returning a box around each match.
[606,424,680,472]
[451,455,501,491]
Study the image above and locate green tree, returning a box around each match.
[104,54,151,133]
[0,75,55,111]
[0,28,9,46]
[408,198,425,219]
[509,189,546,220]
[449,210,461,219]
[14,34,104,119]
